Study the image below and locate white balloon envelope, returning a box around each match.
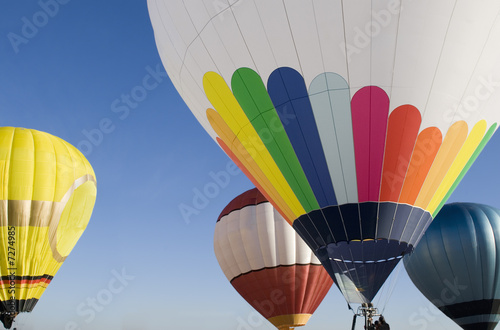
[148,0,500,303]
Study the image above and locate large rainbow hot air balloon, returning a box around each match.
[0,127,97,329]
[148,0,500,304]
[214,188,332,329]
[405,203,500,330]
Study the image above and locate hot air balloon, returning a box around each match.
[405,203,500,330]
[214,188,333,329]
[148,0,500,304]
[0,127,97,329]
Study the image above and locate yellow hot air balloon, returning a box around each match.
[0,127,97,329]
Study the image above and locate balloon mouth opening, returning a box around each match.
[316,240,414,303]
[317,239,413,263]
[0,313,18,329]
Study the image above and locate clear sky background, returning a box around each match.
[0,1,499,330]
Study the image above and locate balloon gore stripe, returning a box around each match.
[351,86,390,203]
[268,67,337,208]
[206,68,496,303]
[205,68,495,218]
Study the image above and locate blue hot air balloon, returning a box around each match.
[404,203,500,330]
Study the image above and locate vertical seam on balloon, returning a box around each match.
[280,0,304,77]
[386,108,420,240]
[226,1,259,73]
[338,1,356,265]
[307,212,328,248]
[418,214,436,247]
[27,129,36,302]
[234,207,250,278]
[447,8,500,127]
[418,0,457,126]
[31,131,45,295]
[250,2,279,68]
[180,0,224,76]
[340,0,351,89]
[1,128,13,201]
[410,211,430,247]
[178,0,247,89]
[320,208,338,245]
[7,128,16,206]
[270,68,321,209]
[234,68,315,212]
[398,127,442,206]
[357,203,363,243]
[295,264,309,315]
[206,78,303,218]
[310,2,325,74]
[337,205,349,244]
[152,0,201,98]
[257,203,272,284]
[309,5,354,204]
[457,204,477,301]
[338,253,366,303]
[214,218,235,281]
[399,207,417,245]
[439,214,460,302]
[387,0,403,104]
[492,208,500,301]
[476,206,490,299]
[323,75,351,204]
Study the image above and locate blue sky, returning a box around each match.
[1,1,499,329]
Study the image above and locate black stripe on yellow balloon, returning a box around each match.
[0,298,39,313]
[0,275,53,282]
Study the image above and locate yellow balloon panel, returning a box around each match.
[56,181,97,259]
[0,127,96,314]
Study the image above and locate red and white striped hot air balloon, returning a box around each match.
[214,188,333,329]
